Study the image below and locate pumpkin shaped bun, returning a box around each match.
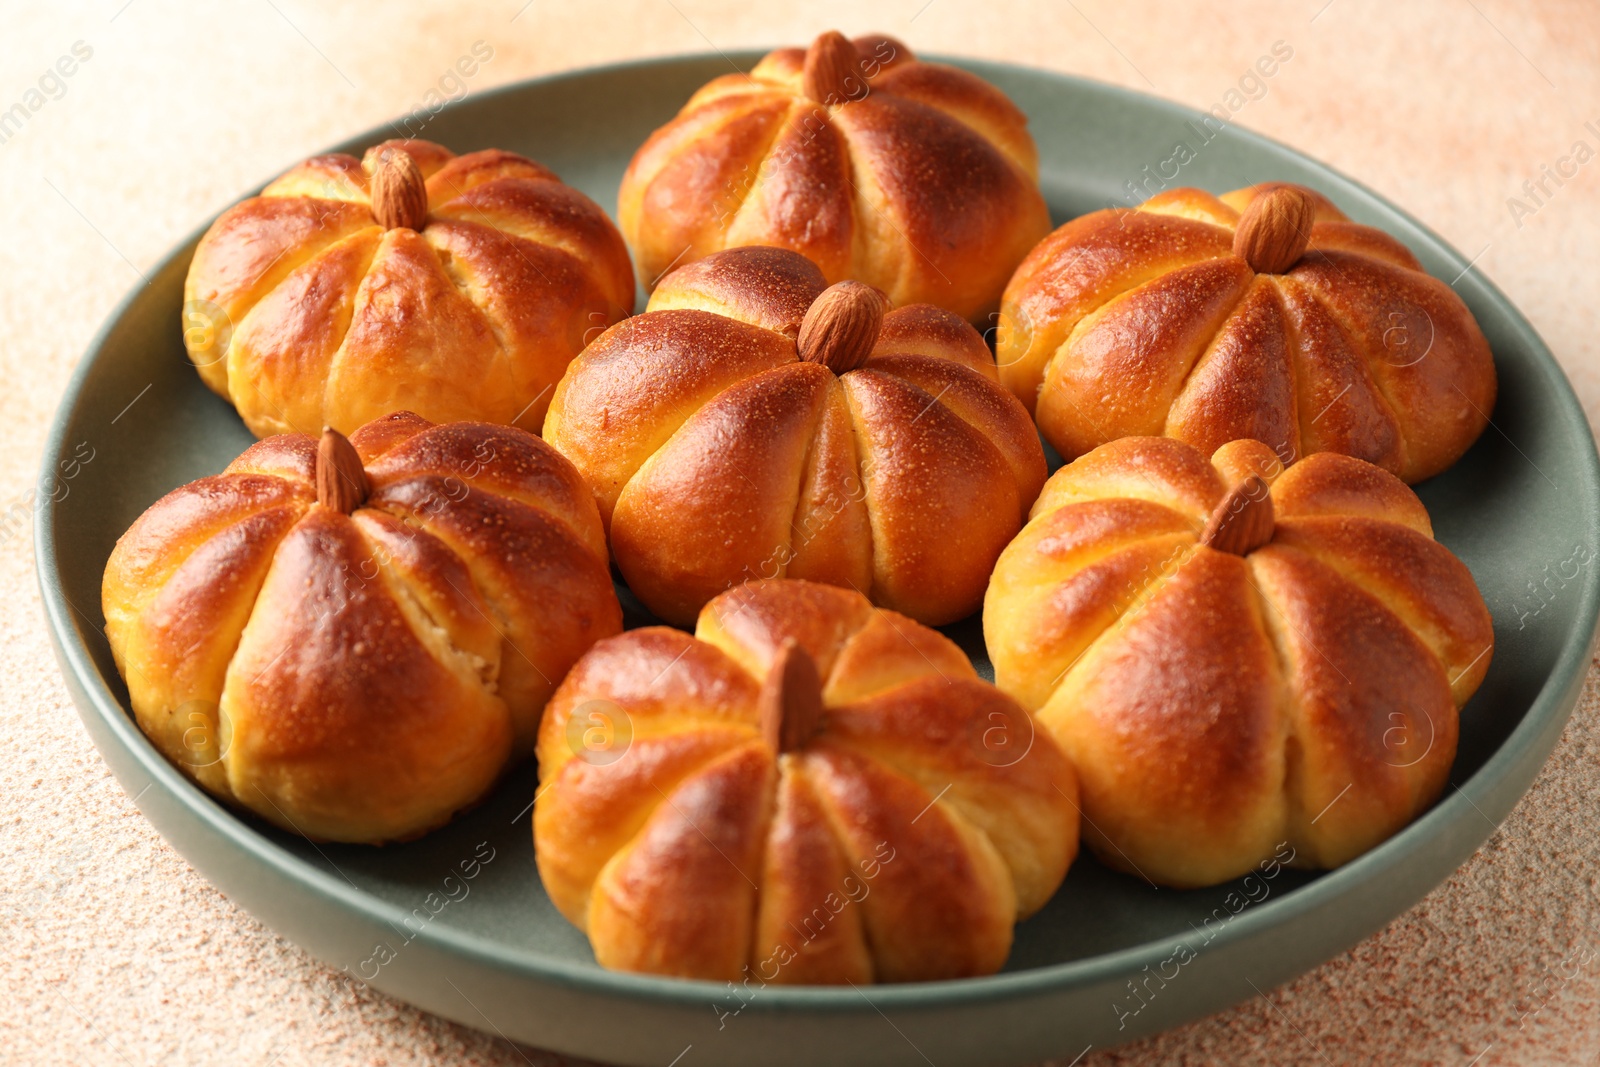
[102,412,622,843]
[544,245,1048,627]
[184,139,635,438]
[535,579,1079,983]
[998,183,1497,483]
[983,436,1494,888]
[618,31,1050,322]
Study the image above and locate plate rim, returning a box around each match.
[35,47,1600,1019]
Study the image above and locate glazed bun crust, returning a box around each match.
[998,184,1497,483]
[544,246,1047,626]
[535,579,1078,984]
[102,413,621,843]
[185,140,635,438]
[983,437,1493,887]
[618,35,1050,322]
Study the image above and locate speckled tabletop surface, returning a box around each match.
[4,2,1599,1064]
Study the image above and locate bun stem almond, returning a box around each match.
[370,148,428,231]
[759,639,825,753]
[316,427,369,514]
[1200,475,1274,555]
[1232,185,1316,274]
[802,30,865,105]
[797,280,887,374]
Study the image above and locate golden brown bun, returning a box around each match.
[535,579,1078,983]
[185,139,635,438]
[983,437,1493,887]
[618,33,1050,323]
[544,246,1047,626]
[102,412,621,843]
[998,183,1497,483]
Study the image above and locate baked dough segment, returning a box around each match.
[433,168,635,299]
[998,209,1237,413]
[723,102,856,284]
[1026,434,1222,521]
[423,148,557,200]
[841,364,1021,623]
[1248,542,1457,869]
[225,228,382,436]
[1036,545,1290,888]
[752,761,875,984]
[586,742,774,980]
[872,302,997,377]
[985,501,1196,713]
[186,197,377,397]
[1037,256,1255,461]
[784,377,874,595]
[356,415,605,555]
[1165,277,1297,461]
[417,218,603,432]
[1291,250,1496,482]
[822,674,1078,918]
[832,89,1046,318]
[218,506,512,843]
[697,575,881,686]
[621,91,796,282]
[104,491,309,798]
[865,352,1046,511]
[363,421,620,754]
[536,623,771,971]
[799,743,1016,982]
[612,361,833,625]
[320,227,503,431]
[641,242,827,333]
[870,60,1039,177]
[537,727,755,930]
[1273,274,1404,471]
[1270,514,1493,702]
[545,310,798,526]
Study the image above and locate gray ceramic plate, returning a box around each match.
[37,51,1600,1067]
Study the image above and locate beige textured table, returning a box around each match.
[5,2,1599,1064]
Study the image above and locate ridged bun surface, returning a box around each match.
[618,33,1049,323]
[535,578,1079,983]
[984,436,1493,887]
[102,412,621,843]
[184,139,635,437]
[545,245,1047,626]
[998,183,1497,483]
